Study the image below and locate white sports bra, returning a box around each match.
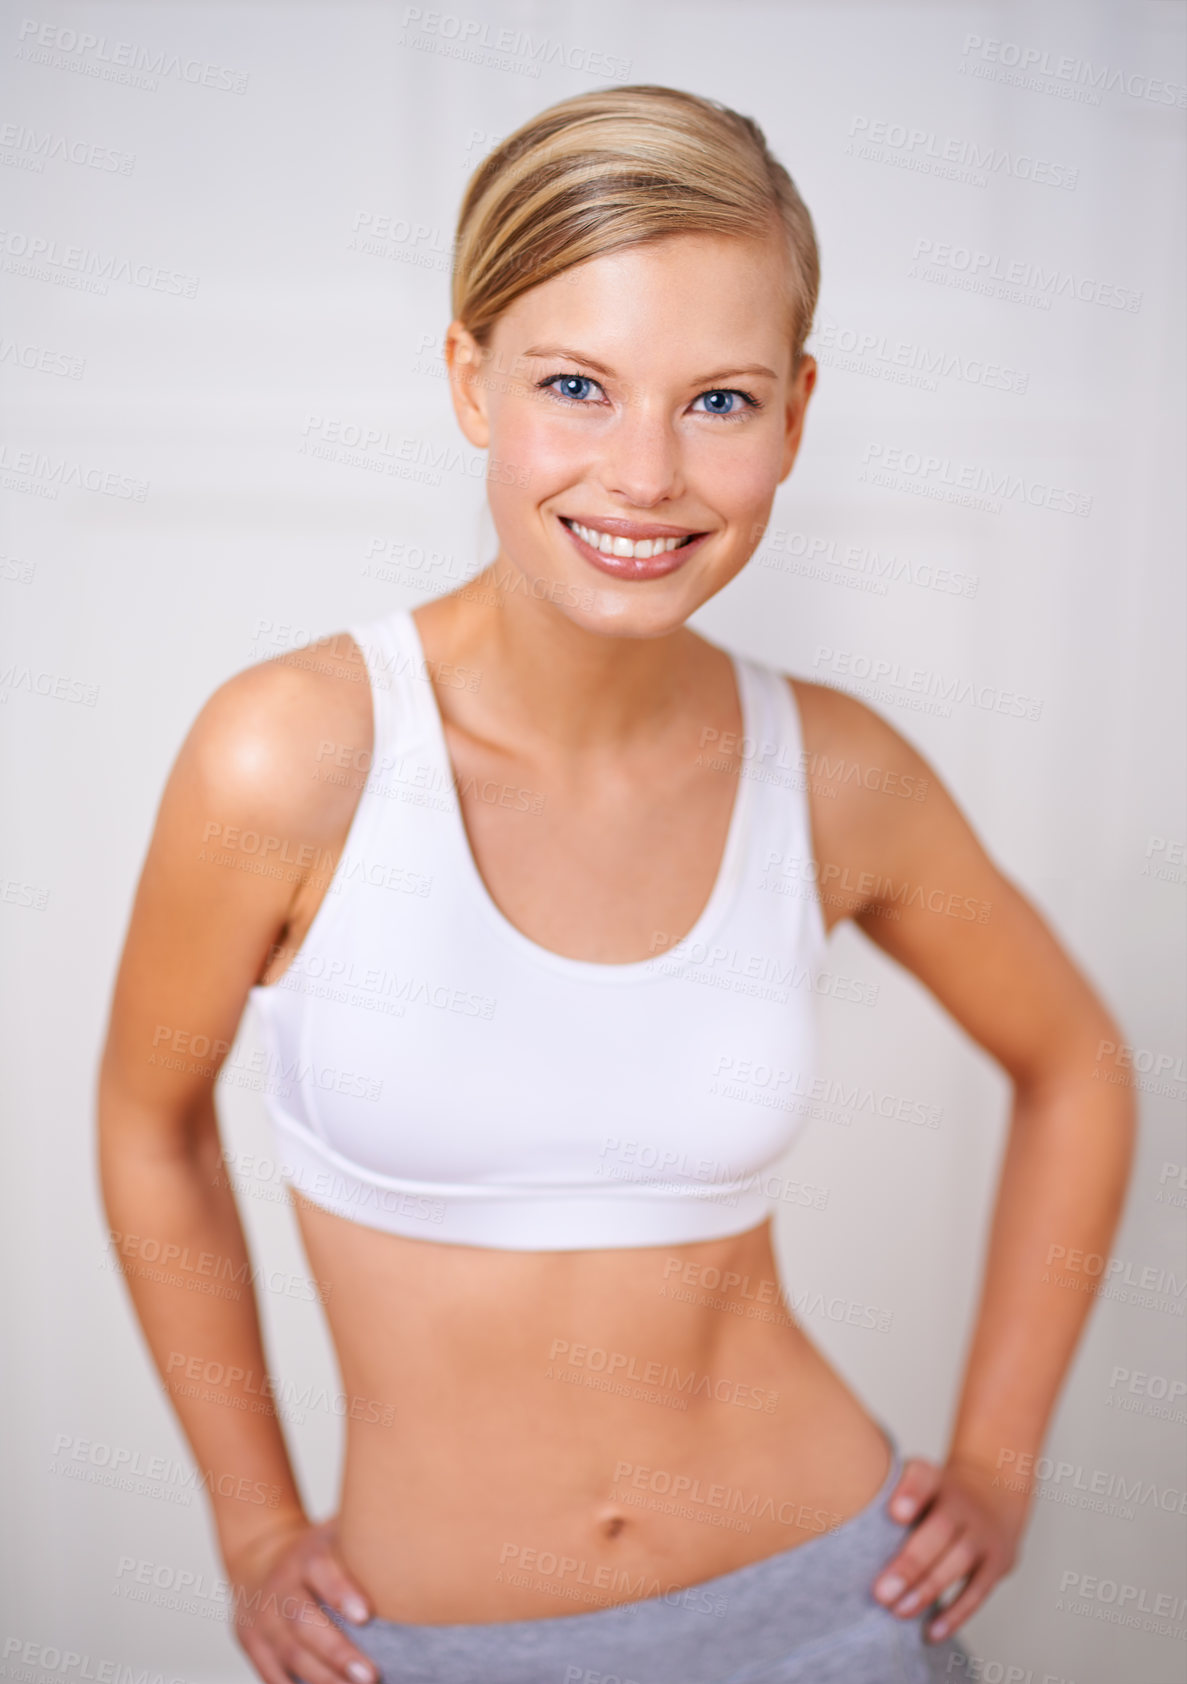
[247,607,828,1250]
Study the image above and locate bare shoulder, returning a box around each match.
[782,673,1120,1077]
[178,630,375,846]
[781,669,1005,936]
[98,630,380,1123]
[788,671,925,768]
[784,674,942,873]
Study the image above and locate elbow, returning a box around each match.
[1087,1012,1143,1124]
[1012,1009,1140,1123]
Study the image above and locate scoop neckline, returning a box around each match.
[400,608,756,983]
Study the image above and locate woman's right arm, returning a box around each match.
[96,643,381,1684]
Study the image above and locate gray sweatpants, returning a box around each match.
[312,1422,975,1682]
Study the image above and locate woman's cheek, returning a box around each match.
[485,475,531,556]
[491,401,584,488]
[485,455,568,569]
[693,436,783,524]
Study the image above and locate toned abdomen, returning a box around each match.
[292,1195,893,1622]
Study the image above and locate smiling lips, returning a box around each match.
[559,514,710,579]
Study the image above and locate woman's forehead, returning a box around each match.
[494,234,796,358]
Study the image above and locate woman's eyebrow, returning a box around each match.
[520,344,778,383]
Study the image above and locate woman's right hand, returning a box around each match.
[227,1515,380,1684]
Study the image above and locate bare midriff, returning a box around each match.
[291,1194,893,1624]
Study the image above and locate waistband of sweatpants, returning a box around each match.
[318,1418,914,1671]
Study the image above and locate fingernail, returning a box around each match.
[891,1496,914,1518]
[930,1620,948,1640]
[342,1594,369,1623]
[346,1663,374,1684]
[896,1590,922,1613]
[875,1574,904,1601]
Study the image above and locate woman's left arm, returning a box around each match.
[803,683,1139,1644]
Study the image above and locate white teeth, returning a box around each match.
[568,520,691,559]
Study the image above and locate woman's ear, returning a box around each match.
[444,320,491,449]
[778,352,817,484]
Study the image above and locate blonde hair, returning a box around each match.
[451,84,820,369]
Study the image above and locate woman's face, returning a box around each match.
[445,229,816,638]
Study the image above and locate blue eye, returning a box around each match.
[692,389,757,417]
[540,374,601,402]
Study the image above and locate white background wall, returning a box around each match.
[2,2,1183,1679]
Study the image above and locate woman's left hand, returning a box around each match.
[871,1453,1031,1643]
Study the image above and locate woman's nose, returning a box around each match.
[596,406,685,508]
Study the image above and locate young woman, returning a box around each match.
[97,85,1136,1684]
